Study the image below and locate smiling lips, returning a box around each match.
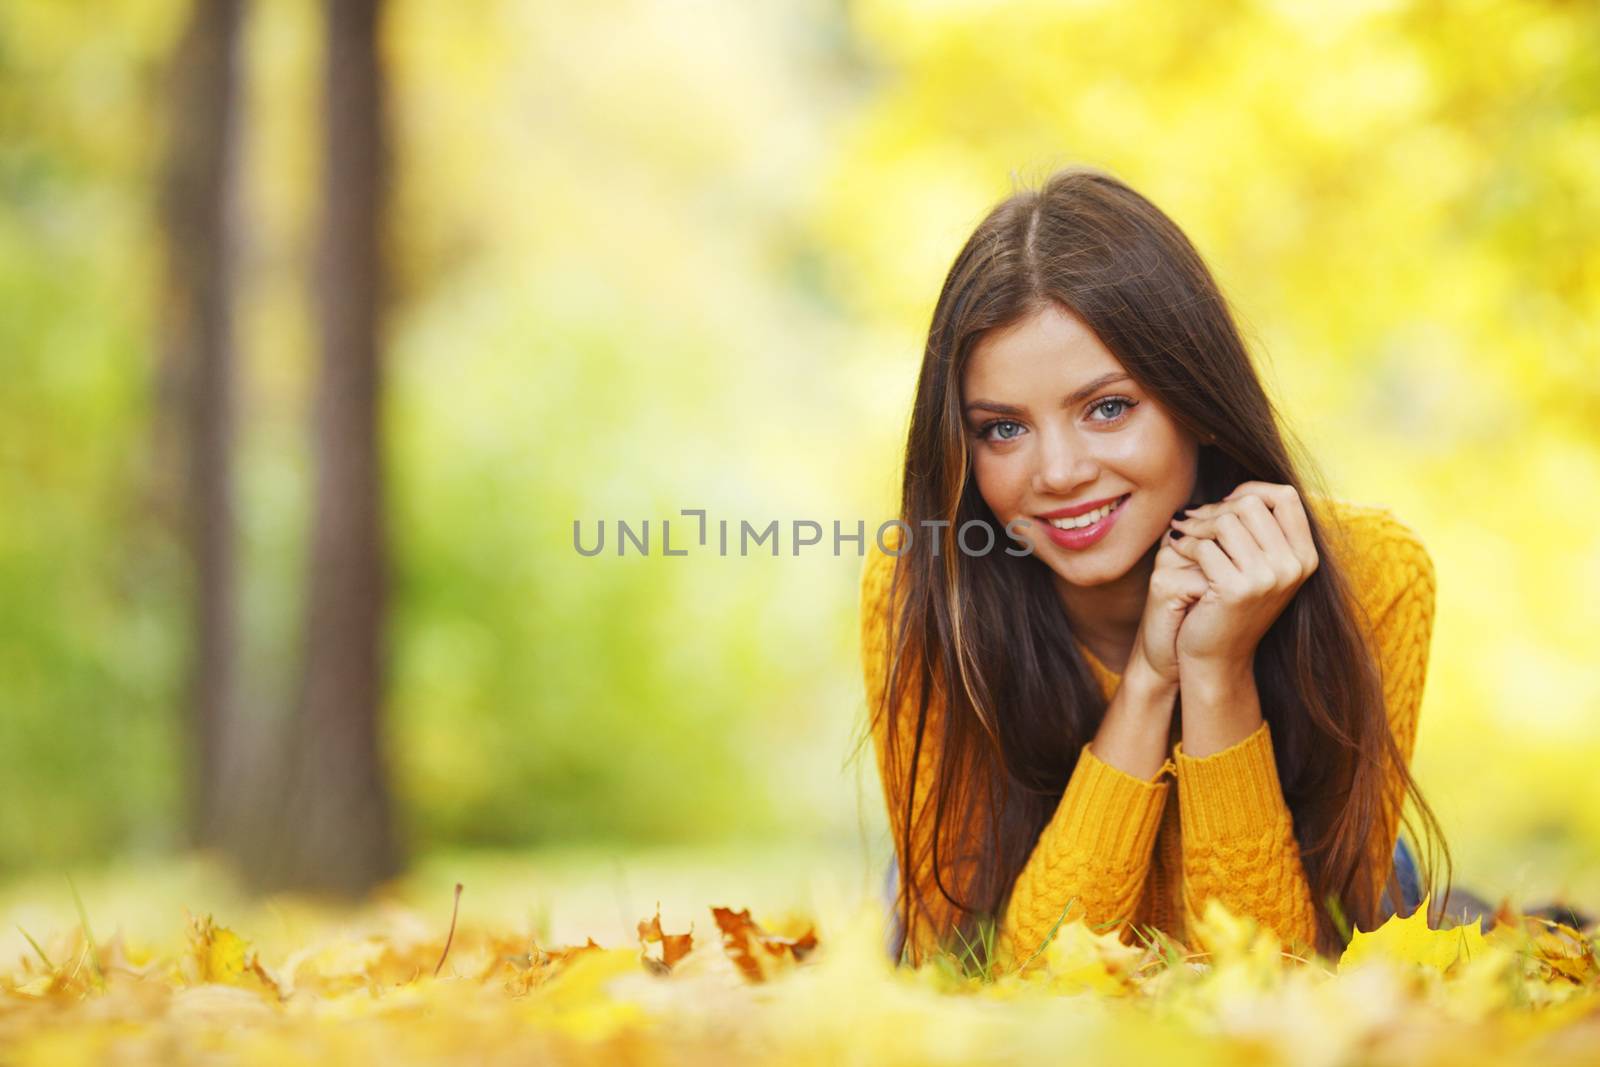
[1037,493,1130,549]
[1037,493,1128,520]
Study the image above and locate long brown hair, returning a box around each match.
[858,165,1451,968]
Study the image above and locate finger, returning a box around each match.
[1188,536,1249,597]
[1207,512,1277,590]
[1172,507,1277,567]
[1220,483,1318,572]
[1152,542,1209,597]
[1175,509,1278,591]
[1157,535,1203,572]
[1171,567,1210,601]
[1227,494,1301,583]
[1170,532,1243,590]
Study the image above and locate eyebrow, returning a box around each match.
[963,372,1133,418]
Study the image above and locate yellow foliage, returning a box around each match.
[1338,894,1490,975]
[0,888,1595,1064]
[181,911,283,998]
[1012,916,1147,997]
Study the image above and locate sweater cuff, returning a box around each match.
[1172,719,1289,842]
[1050,741,1171,861]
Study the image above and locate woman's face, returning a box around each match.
[961,302,1201,589]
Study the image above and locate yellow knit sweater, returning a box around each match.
[859,495,1436,972]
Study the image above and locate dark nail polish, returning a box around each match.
[1168,528,1181,540]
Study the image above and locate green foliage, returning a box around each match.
[1,0,1597,904]
[0,0,185,871]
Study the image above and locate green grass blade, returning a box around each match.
[66,874,104,985]
[16,924,54,971]
[1012,895,1082,976]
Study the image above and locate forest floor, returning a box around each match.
[2,843,1598,1066]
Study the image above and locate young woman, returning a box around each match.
[855,166,1455,974]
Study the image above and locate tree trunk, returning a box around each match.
[159,0,242,850]
[243,0,400,895]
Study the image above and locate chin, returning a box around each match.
[1044,553,1129,589]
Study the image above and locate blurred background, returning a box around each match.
[1,0,1597,936]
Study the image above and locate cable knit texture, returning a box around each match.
[859,495,1436,972]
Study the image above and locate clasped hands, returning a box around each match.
[1156,481,1320,687]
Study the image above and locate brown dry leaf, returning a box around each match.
[4,884,1595,1065]
[710,905,818,984]
[538,936,606,967]
[636,904,694,975]
[1485,912,1599,986]
[1531,923,1598,985]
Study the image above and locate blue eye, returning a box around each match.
[979,419,1025,442]
[975,398,1135,442]
[1090,397,1136,423]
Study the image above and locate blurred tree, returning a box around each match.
[1,0,1592,898]
[158,0,244,853]
[241,0,400,895]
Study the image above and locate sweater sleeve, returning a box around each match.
[1172,506,1437,956]
[994,741,1172,974]
[1172,718,1321,955]
[859,539,1170,974]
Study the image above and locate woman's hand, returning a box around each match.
[1132,516,1212,689]
[1085,517,1206,781]
[1166,482,1320,674]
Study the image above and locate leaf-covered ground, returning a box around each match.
[2,858,1598,1066]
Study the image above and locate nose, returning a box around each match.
[1032,424,1098,497]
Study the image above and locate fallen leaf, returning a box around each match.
[636,903,694,973]
[1037,917,1144,996]
[710,906,817,983]
[182,911,282,998]
[1338,893,1489,975]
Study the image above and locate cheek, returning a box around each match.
[1104,425,1179,480]
[971,450,1026,514]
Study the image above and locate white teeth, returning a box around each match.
[1048,497,1122,530]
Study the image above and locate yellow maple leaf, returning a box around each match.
[1037,918,1144,996]
[1190,897,1285,969]
[516,946,649,1041]
[1337,893,1489,974]
[197,921,248,984]
[182,912,282,998]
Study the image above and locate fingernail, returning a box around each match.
[1168,528,1181,540]
[1171,509,1186,520]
